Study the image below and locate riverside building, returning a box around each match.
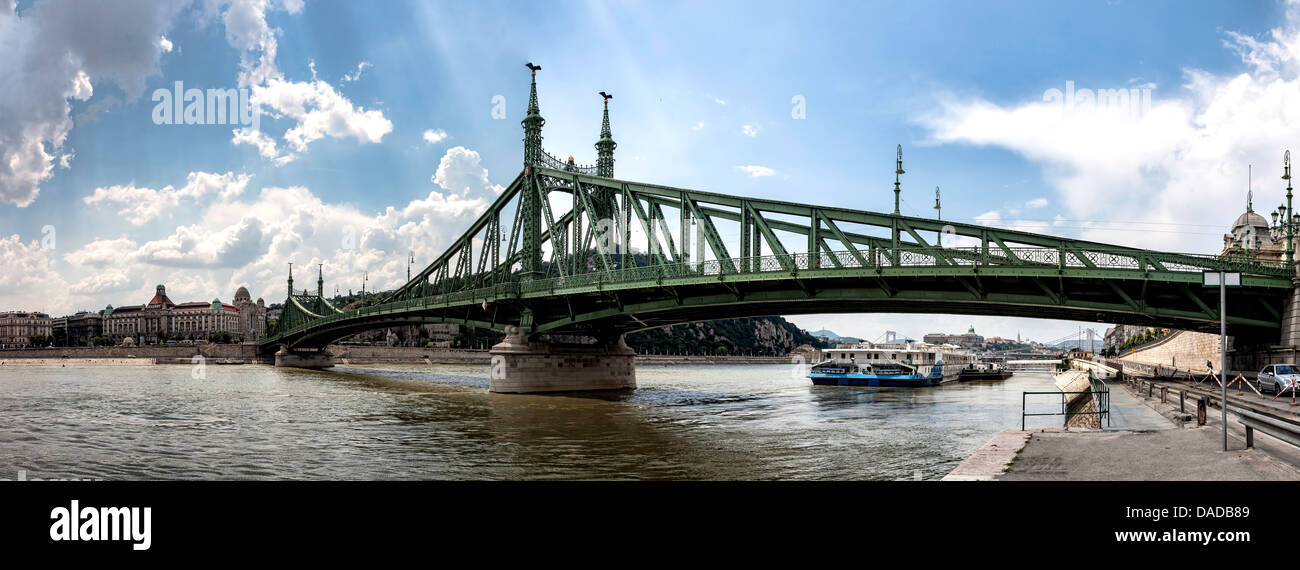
[0,311,53,348]
[102,284,266,345]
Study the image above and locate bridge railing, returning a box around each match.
[535,149,597,175]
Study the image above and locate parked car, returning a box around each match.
[1257,364,1300,394]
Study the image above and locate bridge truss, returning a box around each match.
[262,68,1296,351]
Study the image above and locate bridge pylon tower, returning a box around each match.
[521,62,546,280]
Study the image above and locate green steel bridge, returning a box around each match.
[261,67,1298,358]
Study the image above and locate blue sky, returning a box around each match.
[1,0,1296,342]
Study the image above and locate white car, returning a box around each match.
[1257,364,1300,394]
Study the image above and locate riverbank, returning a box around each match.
[0,345,794,366]
[945,376,1300,480]
[0,358,146,366]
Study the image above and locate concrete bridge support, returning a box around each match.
[1280,278,1300,348]
[488,326,636,393]
[274,346,335,369]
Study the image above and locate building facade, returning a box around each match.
[68,311,104,345]
[922,326,986,349]
[0,311,53,348]
[52,311,104,346]
[232,286,267,341]
[102,284,266,345]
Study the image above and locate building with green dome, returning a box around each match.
[101,284,265,344]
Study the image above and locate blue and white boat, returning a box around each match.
[808,342,973,387]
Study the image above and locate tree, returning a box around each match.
[208,331,233,344]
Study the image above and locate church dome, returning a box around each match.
[1229,208,1275,250]
[234,286,251,302]
[1233,211,1271,231]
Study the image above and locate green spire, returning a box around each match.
[287,262,294,299]
[522,63,545,167]
[317,264,324,298]
[520,63,544,279]
[596,92,616,177]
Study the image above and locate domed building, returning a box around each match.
[1222,191,1295,262]
[101,284,266,344]
[232,286,267,341]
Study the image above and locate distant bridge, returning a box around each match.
[259,66,1299,391]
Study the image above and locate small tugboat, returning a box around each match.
[808,341,972,386]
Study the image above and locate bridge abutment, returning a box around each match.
[489,326,636,393]
[274,346,335,369]
[1280,278,1300,347]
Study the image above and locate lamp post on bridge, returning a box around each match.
[934,186,942,246]
[893,145,904,216]
[1282,150,1295,271]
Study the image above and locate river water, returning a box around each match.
[0,363,1062,480]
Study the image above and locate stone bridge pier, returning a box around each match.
[488,326,636,393]
[1280,275,1300,348]
[274,346,335,369]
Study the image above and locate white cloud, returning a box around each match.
[974,210,1001,226]
[714,97,727,105]
[83,171,252,225]
[736,165,775,178]
[691,121,705,131]
[423,128,449,144]
[252,76,393,154]
[1026,197,1048,208]
[342,61,371,82]
[217,0,281,88]
[432,146,504,196]
[33,146,502,314]
[158,34,173,53]
[0,0,184,207]
[0,234,77,312]
[209,0,393,162]
[920,1,1300,252]
[741,124,760,137]
[232,127,296,165]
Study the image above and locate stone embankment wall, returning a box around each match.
[1054,370,1100,429]
[0,344,259,362]
[1117,330,1220,373]
[0,345,795,366]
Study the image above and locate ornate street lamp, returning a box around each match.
[1284,150,1295,269]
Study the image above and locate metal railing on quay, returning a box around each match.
[1021,387,1111,431]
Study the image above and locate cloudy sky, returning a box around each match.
[1,0,1297,343]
